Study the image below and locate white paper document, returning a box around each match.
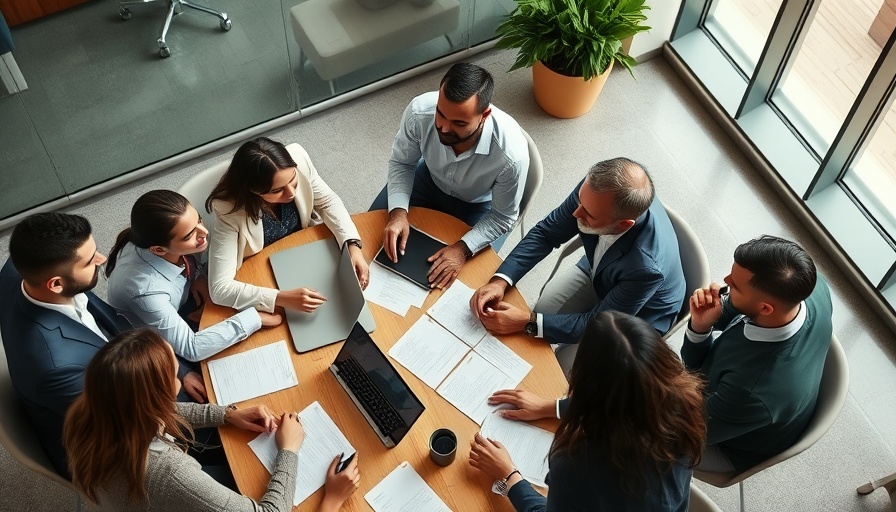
[207,340,298,405]
[480,412,553,487]
[364,263,430,316]
[388,316,469,389]
[474,335,532,383]
[248,401,356,506]
[365,461,452,512]
[426,281,488,347]
[437,351,518,425]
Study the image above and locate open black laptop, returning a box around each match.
[330,323,425,448]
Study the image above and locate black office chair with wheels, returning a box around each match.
[118,0,232,58]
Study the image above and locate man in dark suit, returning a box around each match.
[0,213,205,478]
[470,157,685,373]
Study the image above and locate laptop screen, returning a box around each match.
[334,323,425,444]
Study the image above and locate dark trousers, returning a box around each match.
[370,161,510,250]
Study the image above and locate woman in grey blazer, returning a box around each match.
[63,328,360,511]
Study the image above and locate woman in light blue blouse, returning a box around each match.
[106,190,282,362]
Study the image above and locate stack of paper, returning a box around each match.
[365,461,452,512]
[207,340,298,404]
[388,282,533,425]
[480,412,553,487]
[248,401,356,506]
[363,263,429,316]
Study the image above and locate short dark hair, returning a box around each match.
[439,63,494,113]
[586,157,655,220]
[205,137,297,223]
[734,235,817,305]
[9,213,92,284]
[106,190,192,276]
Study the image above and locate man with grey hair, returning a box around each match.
[470,157,685,372]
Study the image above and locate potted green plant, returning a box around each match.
[495,0,651,118]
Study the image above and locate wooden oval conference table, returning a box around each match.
[200,208,568,511]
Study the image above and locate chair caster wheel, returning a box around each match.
[119,7,132,20]
[159,46,171,58]
[220,18,232,31]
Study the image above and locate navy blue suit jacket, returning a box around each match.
[0,260,130,477]
[497,182,685,344]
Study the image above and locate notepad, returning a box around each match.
[480,412,553,488]
[207,340,298,404]
[248,401,356,506]
[365,461,452,512]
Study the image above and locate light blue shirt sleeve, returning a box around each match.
[386,101,426,213]
[460,159,524,253]
[131,291,262,362]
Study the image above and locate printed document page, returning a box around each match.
[364,263,429,317]
[248,401,356,506]
[208,340,297,405]
[426,281,487,347]
[365,461,452,512]
[388,316,469,389]
[480,412,553,487]
[436,351,519,425]
[474,335,532,383]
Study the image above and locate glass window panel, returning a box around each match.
[771,0,880,154]
[843,99,896,239]
[704,0,782,76]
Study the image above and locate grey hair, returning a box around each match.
[585,157,655,220]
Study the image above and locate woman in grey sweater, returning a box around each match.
[63,328,360,511]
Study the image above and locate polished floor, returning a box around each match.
[1,49,895,511]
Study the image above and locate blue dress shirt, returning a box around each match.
[107,243,262,361]
[387,91,529,253]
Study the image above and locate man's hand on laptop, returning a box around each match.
[383,208,410,263]
[427,241,469,289]
[488,389,555,421]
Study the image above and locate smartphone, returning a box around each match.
[336,452,356,473]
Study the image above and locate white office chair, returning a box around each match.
[516,128,544,238]
[177,159,230,237]
[662,204,711,339]
[0,335,82,511]
[693,334,849,512]
[538,203,709,339]
[689,483,723,512]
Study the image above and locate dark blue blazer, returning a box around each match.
[497,182,685,344]
[0,259,128,477]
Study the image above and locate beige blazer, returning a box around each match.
[207,143,360,313]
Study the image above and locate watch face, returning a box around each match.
[524,322,537,336]
[491,480,508,496]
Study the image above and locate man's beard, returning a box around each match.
[577,219,618,236]
[61,267,100,297]
[437,119,483,147]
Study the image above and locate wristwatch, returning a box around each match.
[491,469,521,496]
[223,404,238,422]
[523,312,538,337]
[346,239,363,250]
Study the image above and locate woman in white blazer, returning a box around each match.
[205,137,369,313]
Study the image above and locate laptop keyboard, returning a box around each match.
[336,358,406,436]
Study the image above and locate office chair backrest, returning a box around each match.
[0,334,78,492]
[518,128,544,226]
[689,483,724,512]
[662,203,711,338]
[178,159,231,237]
[694,333,849,487]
